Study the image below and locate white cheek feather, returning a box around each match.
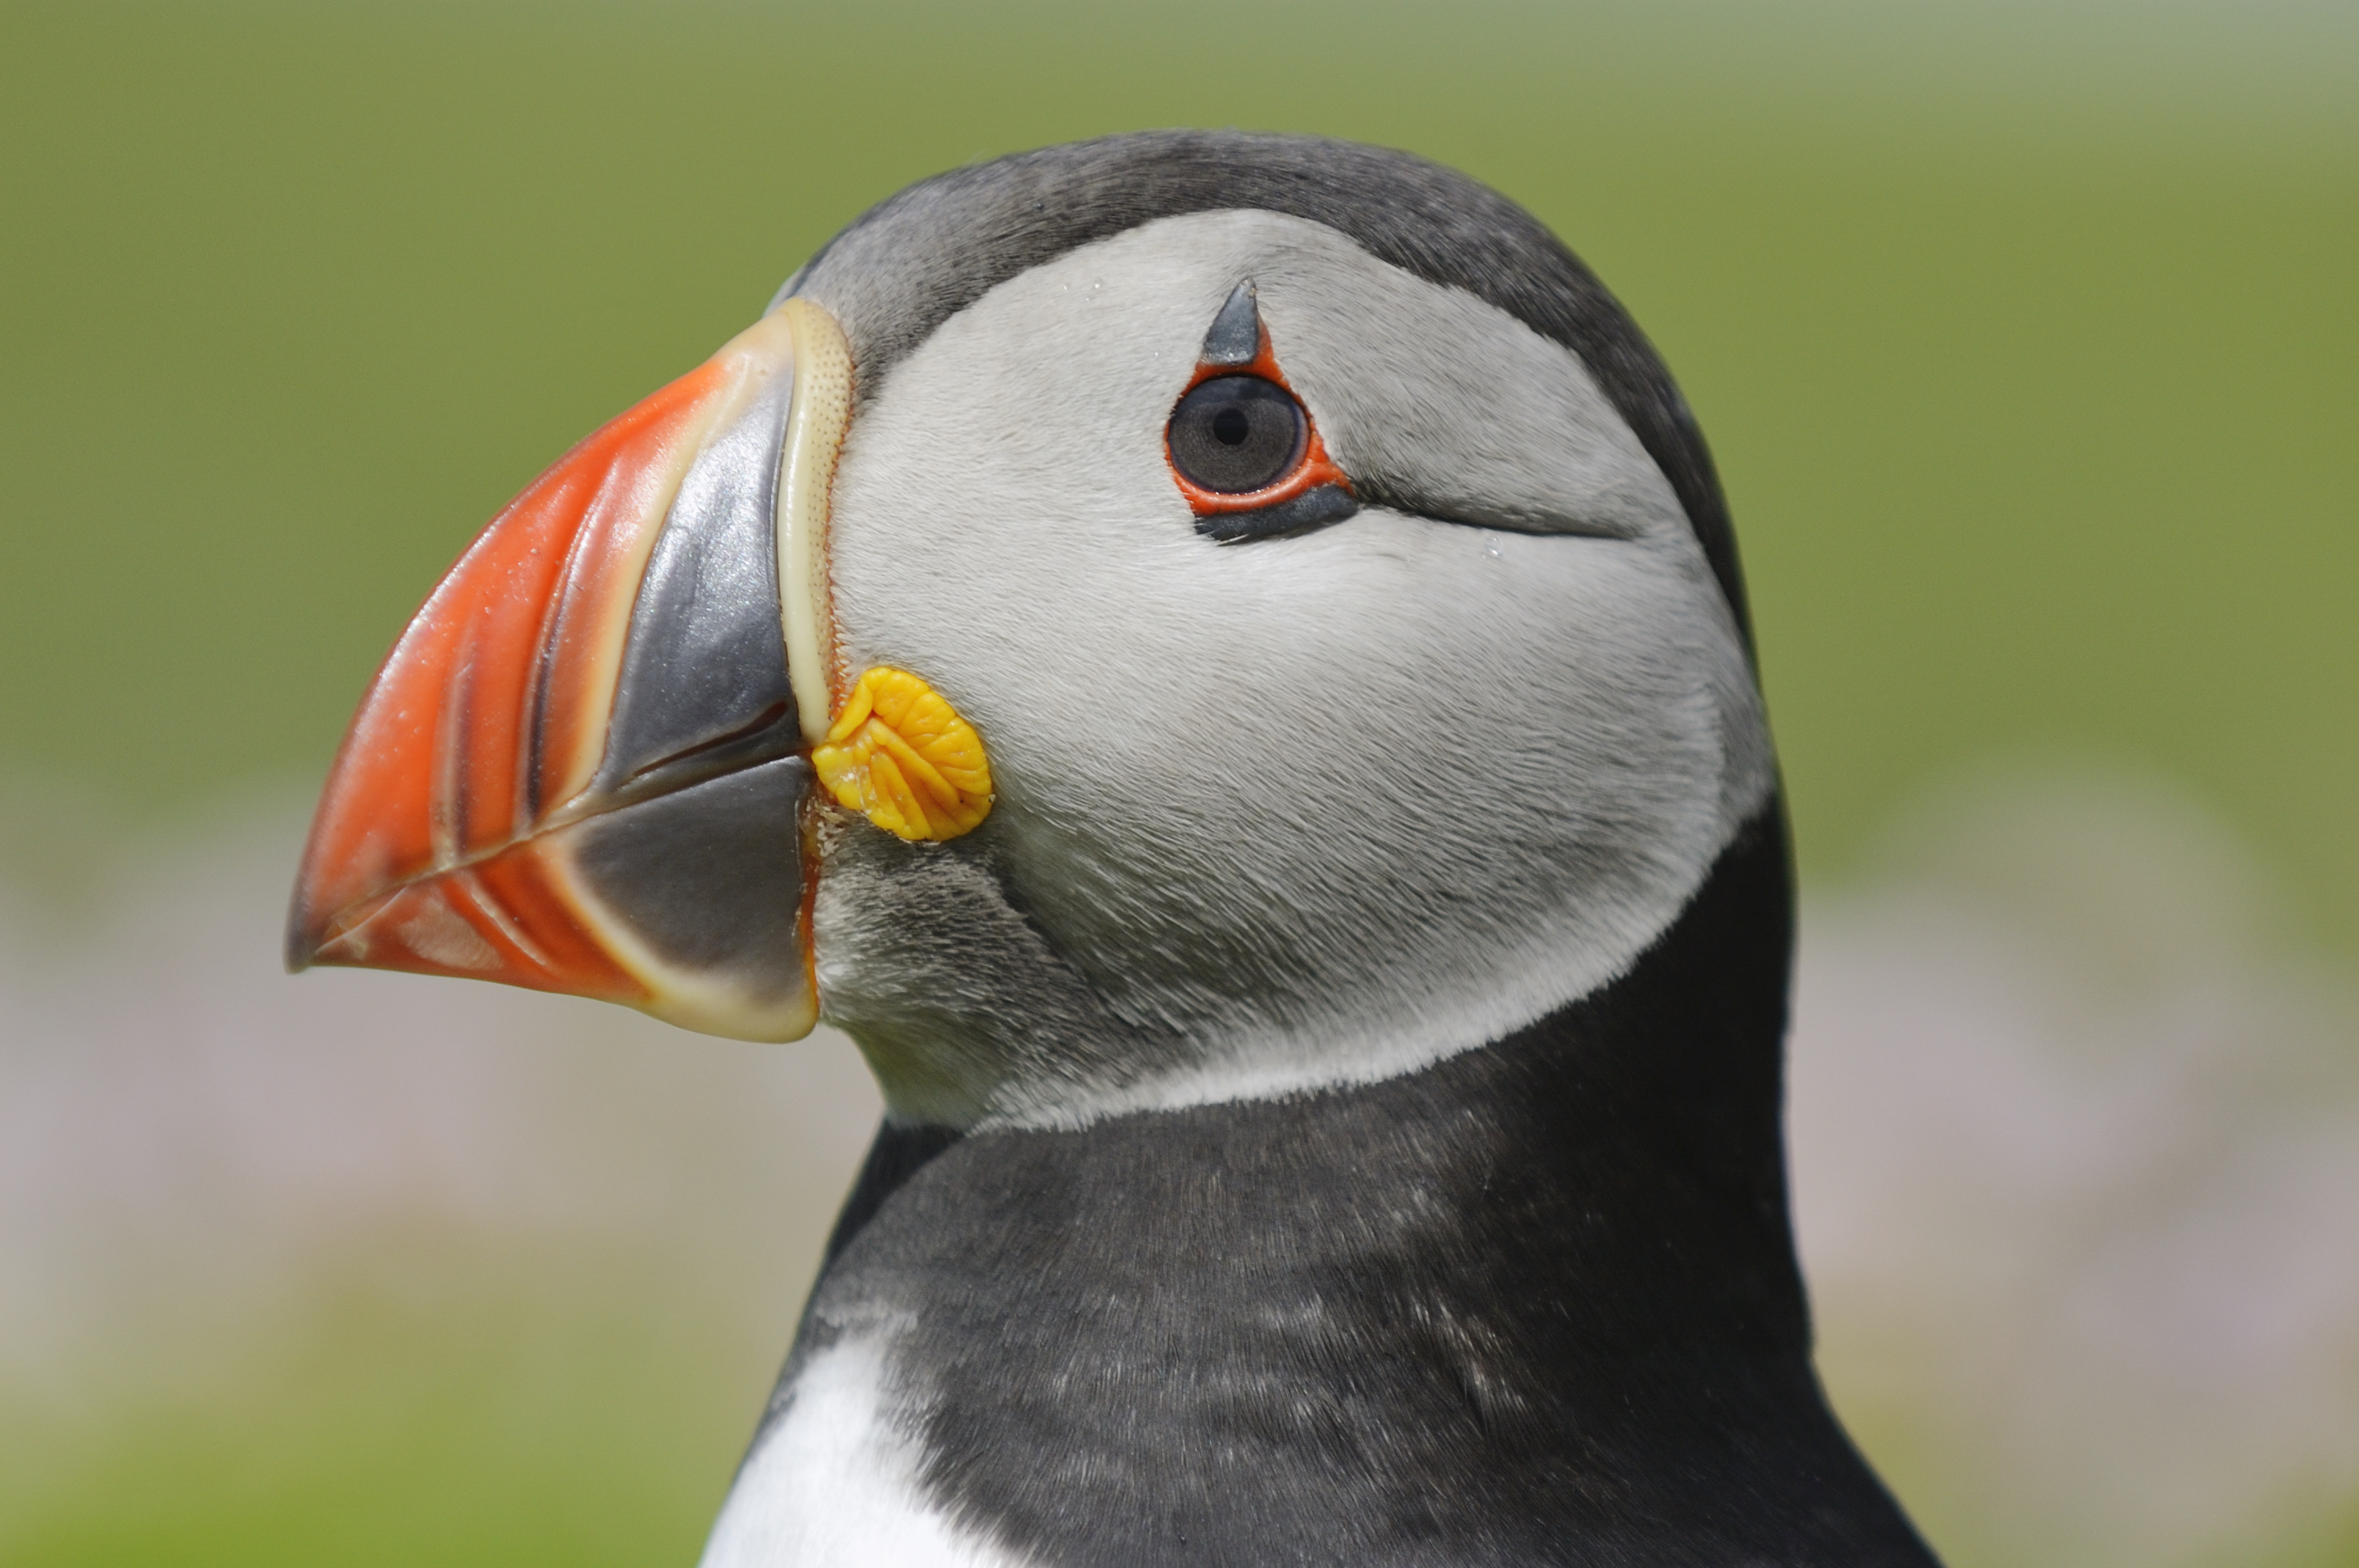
[700,1338,1016,1568]
[820,211,1774,1130]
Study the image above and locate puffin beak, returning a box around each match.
[286,302,853,1043]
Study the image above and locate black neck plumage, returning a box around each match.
[769,804,1936,1566]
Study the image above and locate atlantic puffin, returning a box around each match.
[289,131,1940,1566]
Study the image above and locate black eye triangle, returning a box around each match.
[1200,281,1260,365]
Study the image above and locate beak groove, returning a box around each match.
[289,305,846,1043]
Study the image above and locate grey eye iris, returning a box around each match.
[1168,376,1305,493]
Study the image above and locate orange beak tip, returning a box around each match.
[288,315,831,1040]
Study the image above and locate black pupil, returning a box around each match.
[1168,376,1305,494]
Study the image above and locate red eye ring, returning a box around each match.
[1164,325,1351,519]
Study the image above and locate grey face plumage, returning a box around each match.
[809,199,1771,1129]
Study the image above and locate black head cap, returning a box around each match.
[787,130,1750,642]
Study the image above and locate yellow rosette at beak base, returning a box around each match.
[812,668,994,842]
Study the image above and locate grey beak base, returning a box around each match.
[569,350,815,1026]
[569,757,813,1010]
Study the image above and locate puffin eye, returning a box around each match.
[1167,376,1306,494]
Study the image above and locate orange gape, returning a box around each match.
[812,667,995,842]
[287,359,732,998]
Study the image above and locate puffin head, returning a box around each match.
[289,132,1775,1134]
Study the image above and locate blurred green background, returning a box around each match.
[5,0,2354,953]
[2,1,2352,1564]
